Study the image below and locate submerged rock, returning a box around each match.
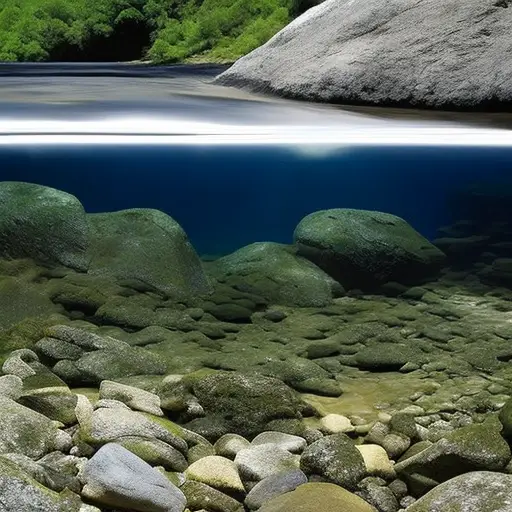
[209,242,343,307]
[186,372,308,440]
[294,209,445,290]
[87,208,211,298]
[214,0,512,110]
[258,482,376,512]
[0,455,82,512]
[80,443,186,512]
[0,182,88,270]
[405,472,512,512]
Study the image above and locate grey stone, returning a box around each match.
[395,417,511,487]
[87,209,211,298]
[405,472,512,512]
[251,432,306,453]
[0,182,88,270]
[0,375,23,400]
[0,455,82,511]
[214,0,512,110]
[245,469,308,510]
[77,406,188,456]
[235,444,300,482]
[80,443,186,512]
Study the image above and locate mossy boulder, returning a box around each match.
[406,472,512,512]
[53,346,167,386]
[0,455,82,511]
[87,209,211,298]
[186,372,308,441]
[258,482,376,512]
[294,209,445,290]
[209,242,343,307]
[300,433,366,490]
[0,182,89,271]
[395,416,511,489]
[0,396,71,459]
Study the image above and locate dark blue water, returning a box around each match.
[1,144,511,256]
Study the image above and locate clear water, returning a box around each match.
[2,144,511,256]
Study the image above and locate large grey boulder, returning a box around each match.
[80,443,186,512]
[214,0,512,109]
[209,242,343,307]
[294,209,445,290]
[0,182,88,270]
[88,209,211,298]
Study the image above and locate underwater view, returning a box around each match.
[1,0,512,505]
[1,134,512,511]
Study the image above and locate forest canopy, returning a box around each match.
[0,0,318,63]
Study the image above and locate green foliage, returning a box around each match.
[0,0,298,63]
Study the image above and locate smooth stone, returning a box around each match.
[80,443,187,512]
[320,413,354,434]
[251,432,306,453]
[185,455,245,494]
[214,434,251,459]
[0,375,23,400]
[235,444,300,482]
[356,444,396,480]
[244,469,308,510]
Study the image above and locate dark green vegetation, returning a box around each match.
[0,0,319,63]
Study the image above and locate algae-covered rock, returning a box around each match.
[181,480,244,512]
[300,433,366,490]
[405,472,512,512]
[87,209,211,298]
[499,395,512,440]
[186,372,307,440]
[18,387,78,425]
[99,380,163,416]
[0,182,88,270]
[0,278,60,331]
[0,455,82,512]
[395,416,511,488]
[54,346,168,386]
[258,482,376,512]
[77,406,189,456]
[0,396,71,459]
[209,242,343,307]
[294,209,445,290]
